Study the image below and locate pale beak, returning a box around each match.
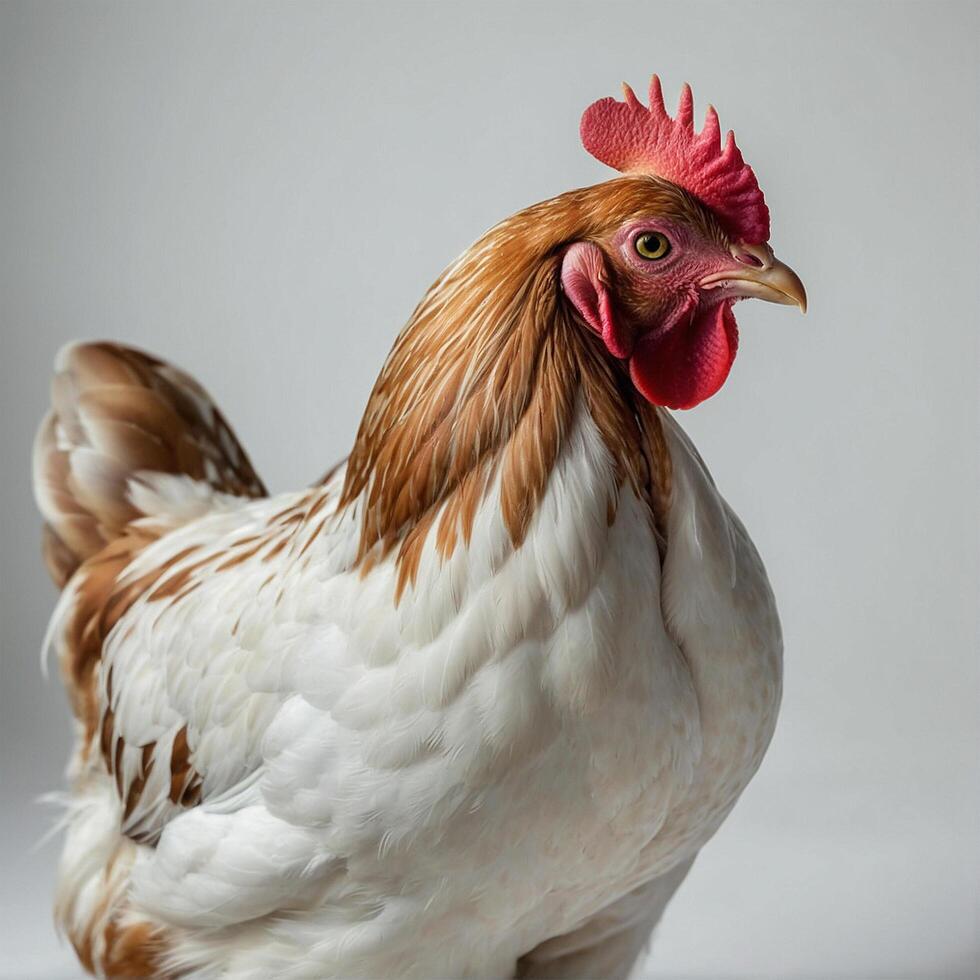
[700,242,807,313]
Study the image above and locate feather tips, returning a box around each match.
[33,341,266,587]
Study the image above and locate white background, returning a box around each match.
[1,2,977,977]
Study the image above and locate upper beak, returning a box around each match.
[700,242,807,313]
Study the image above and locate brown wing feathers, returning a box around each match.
[33,341,266,587]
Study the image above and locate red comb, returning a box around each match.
[580,75,770,244]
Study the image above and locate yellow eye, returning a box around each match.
[634,232,671,260]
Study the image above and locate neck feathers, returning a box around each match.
[342,189,673,597]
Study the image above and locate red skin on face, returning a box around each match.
[568,74,780,408]
[561,219,742,410]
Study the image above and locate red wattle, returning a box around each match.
[629,302,738,409]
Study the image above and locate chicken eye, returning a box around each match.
[634,232,671,260]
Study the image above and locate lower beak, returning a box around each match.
[701,243,807,313]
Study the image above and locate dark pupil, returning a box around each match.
[643,235,662,253]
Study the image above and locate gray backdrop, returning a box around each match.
[1,2,977,978]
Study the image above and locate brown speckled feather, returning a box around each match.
[34,342,273,976]
[33,341,267,588]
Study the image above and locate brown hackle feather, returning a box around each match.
[341,176,703,595]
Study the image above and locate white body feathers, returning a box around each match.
[51,399,781,979]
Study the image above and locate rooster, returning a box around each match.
[34,74,805,980]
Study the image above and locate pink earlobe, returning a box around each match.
[560,242,632,358]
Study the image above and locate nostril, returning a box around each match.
[732,249,764,269]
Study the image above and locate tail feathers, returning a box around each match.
[34,341,267,587]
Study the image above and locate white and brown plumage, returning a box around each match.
[34,77,804,979]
